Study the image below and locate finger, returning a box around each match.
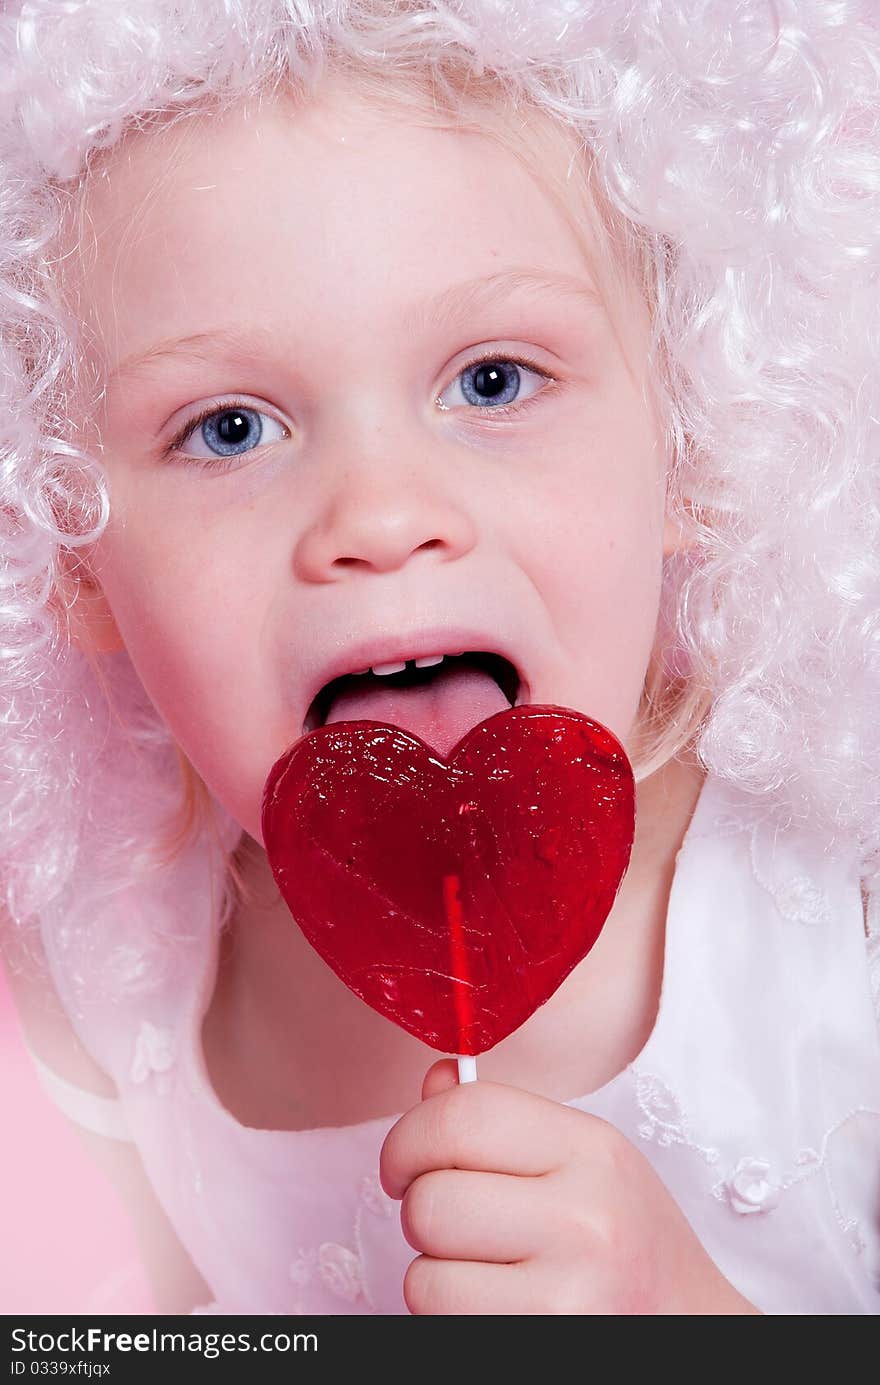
[380,1080,588,1199]
[421,1059,459,1100]
[401,1167,553,1262]
[404,1255,558,1316]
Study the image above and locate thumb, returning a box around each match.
[421,1058,460,1100]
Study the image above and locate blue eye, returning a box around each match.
[166,353,555,472]
[168,403,288,466]
[439,355,551,413]
[200,405,262,456]
[462,360,522,406]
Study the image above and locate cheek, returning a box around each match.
[97,470,262,659]
[515,410,666,742]
[94,512,282,833]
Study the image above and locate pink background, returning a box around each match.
[0,964,154,1314]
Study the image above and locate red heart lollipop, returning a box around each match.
[262,705,635,1056]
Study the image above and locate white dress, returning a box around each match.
[35,772,880,1314]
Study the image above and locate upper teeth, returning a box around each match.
[364,653,448,677]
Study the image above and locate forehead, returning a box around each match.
[63,79,608,372]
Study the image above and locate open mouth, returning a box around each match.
[303,650,522,735]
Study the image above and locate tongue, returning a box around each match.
[323,662,510,757]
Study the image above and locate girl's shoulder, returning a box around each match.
[678,771,879,1030]
[1,904,213,1312]
[0,905,118,1100]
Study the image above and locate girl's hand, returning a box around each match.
[380,1061,760,1315]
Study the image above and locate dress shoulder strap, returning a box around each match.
[25,1043,133,1142]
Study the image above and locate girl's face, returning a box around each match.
[64,80,685,842]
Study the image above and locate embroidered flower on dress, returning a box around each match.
[843,1219,865,1255]
[724,1156,780,1215]
[795,1147,821,1168]
[290,1189,388,1309]
[129,1020,175,1091]
[633,1073,720,1165]
[823,1109,880,1285]
[288,1249,317,1287]
[748,827,832,927]
[359,1175,394,1219]
[635,1073,689,1147]
[770,875,832,928]
[710,812,748,837]
[317,1243,365,1303]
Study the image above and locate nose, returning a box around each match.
[293,432,479,581]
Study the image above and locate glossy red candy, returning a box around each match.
[261,705,635,1056]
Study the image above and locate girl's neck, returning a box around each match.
[202,751,707,1131]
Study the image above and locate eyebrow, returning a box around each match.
[106,268,604,385]
[402,268,604,334]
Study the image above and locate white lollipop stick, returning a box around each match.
[456,1054,478,1083]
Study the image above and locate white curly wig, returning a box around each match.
[2,0,880,1024]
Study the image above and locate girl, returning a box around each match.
[1,0,879,1316]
